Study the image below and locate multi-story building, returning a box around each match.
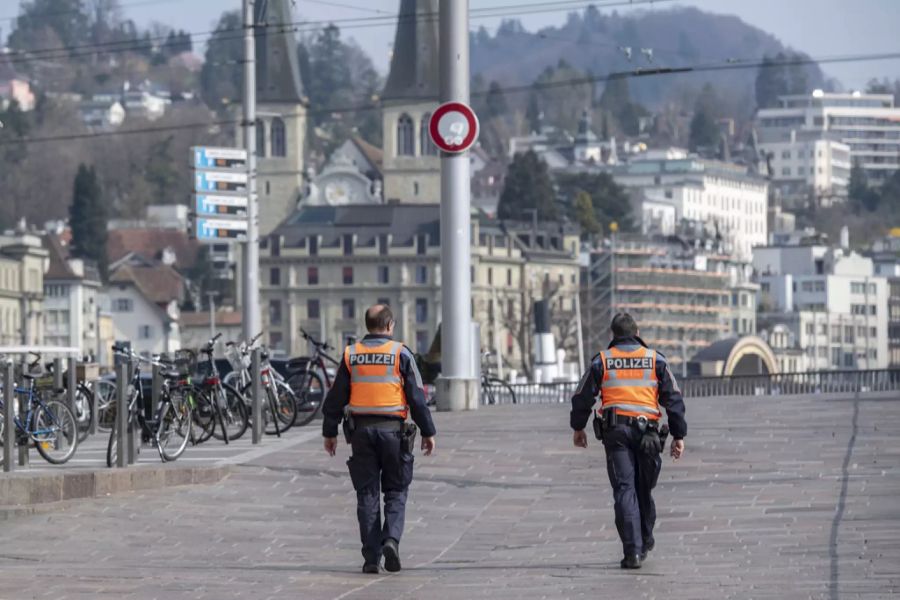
[608,155,769,261]
[106,261,184,356]
[380,0,441,204]
[0,231,48,346]
[757,91,900,183]
[586,226,758,374]
[755,244,888,370]
[889,278,900,368]
[259,204,581,376]
[42,234,102,359]
[758,130,852,205]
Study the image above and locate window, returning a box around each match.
[741,318,748,333]
[271,117,286,157]
[814,281,825,292]
[270,332,284,351]
[342,299,355,320]
[307,267,319,285]
[397,114,414,156]
[487,268,493,286]
[851,281,866,295]
[342,267,354,285]
[782,167,791,176]
[851,304,867,315]
[416,330,429,353]
[113,298,133,313]
[818,324,827,335]
[378,234,389,256]
[415,299,428,324]
[256,119,266,158]
[831,325,842,343]
[781,150,791,159]
[805,323,814,335]
[307,299,320,319]
[869,305,877,315]
[139,325,153,339]
[270,268,281,286]
[377,297,390,307]
[416,265,428,284]
[343,234,353,256]
[421,113,438,156]
[378,265,390,284]
[844,325,854,343]
[831,347,841,366]
[844,353,854,368]
[857,325,867,337]
[417,234,427,255]
[801,281,814,292]
[507,269,513,286]
[269,300,282,326]
[309,236,318,256]
[871,327,878,338]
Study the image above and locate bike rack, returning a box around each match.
[0,346,81,473]
[251,348,262,445]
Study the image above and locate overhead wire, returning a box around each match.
[3,49,898,147]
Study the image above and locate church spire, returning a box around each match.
[382,0,440,102]
[255,0,306,105]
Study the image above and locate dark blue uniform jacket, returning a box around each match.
[570,336,687,439]
[322,334,437,438]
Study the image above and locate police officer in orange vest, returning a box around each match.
[571,313,687,569]
[323,304,436,574]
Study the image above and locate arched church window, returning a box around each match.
[397,114,414,156]
[256,119,266,158]
[271,117,287,157]
[421,113,438,156]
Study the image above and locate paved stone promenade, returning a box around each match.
[0,393,898,599]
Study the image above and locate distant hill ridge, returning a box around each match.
[471,6,826,110]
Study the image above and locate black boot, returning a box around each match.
[382,538,402,572]
[620,554,642,569]
[362,563,380,574]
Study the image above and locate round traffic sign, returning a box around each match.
[429,102,480,154]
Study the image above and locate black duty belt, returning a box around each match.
[353,415,404,431]
[603,410,660,431]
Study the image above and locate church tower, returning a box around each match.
[249,0,308,234]
[381,0,441,204]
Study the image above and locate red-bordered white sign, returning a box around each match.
[429,102,480,154]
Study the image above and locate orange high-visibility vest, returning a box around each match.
[345,340,408,419]
[597,346,660,420]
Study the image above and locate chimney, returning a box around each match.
[840,226,849,250]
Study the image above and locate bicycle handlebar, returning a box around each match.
[300,328,332,351]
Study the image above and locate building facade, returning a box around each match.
[758,131,851,205]
[757,91,900,183]
[106,263,184,356]
[0,232,48,346]
[755,244,889,370]
[609,155,769,261]
[42,234,102,359]
[259,205,581,376]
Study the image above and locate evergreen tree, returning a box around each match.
[525,90,542,134]
[572,191,601,238]
[848,161,880,213]
[556,172,633,232]
[69,165,109,279]
[498,151,558,220]
[688,106,720,154]
[485,81,509,118]
[200,11,243,110]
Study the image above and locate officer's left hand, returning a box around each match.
[323,437,337,456]
[573,430,588,448]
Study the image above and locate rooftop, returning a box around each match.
[382,0,439,102]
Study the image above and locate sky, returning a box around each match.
[2,0,899,89]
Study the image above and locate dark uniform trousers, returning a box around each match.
[603,424,662,556]
[346,423,414,565]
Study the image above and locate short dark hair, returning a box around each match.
[365,304,394,332]
[610,312,638,338]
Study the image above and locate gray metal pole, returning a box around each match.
[242,0,261,342]
[251,348,262,444]
[151,362,161,418]
[53,357,63,394]
[66,357,76,418]
[574,291,585,374]
[437,0,476,412]
[3,361,15,472]
[116,362,127,468]
[17,362,28,468]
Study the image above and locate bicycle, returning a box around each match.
[192,334,250,444]
[225,335,297,436]
[105,345,195,467]
[0,353,79,465]
[285,328,334,427]
[480,353,517,405]
[43,361,94,443]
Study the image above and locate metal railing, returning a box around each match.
[482,369,900,405]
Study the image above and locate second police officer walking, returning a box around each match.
[571,313,687,569]
[322,304,437,574]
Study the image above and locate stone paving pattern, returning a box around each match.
[0,393,898,599]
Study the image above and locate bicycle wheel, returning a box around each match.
[32,399,78,464]
[106,418,118,467]
[263,382,295,435]
[481,378,496,405]
[73,383,94,443]
[187,386,216,444]
[289,371,324,427]
[93,379,117,431]
[156,397,192,462]
[274,380,299,429]
[209,384,249,442]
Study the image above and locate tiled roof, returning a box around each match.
[180,311,243,328]
[109,264,185,306]
[107,228,199,271]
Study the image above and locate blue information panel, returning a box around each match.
[192,147,247,170]
[194,171,248,193]
[194,218,248,242]
[195,194,248,217]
